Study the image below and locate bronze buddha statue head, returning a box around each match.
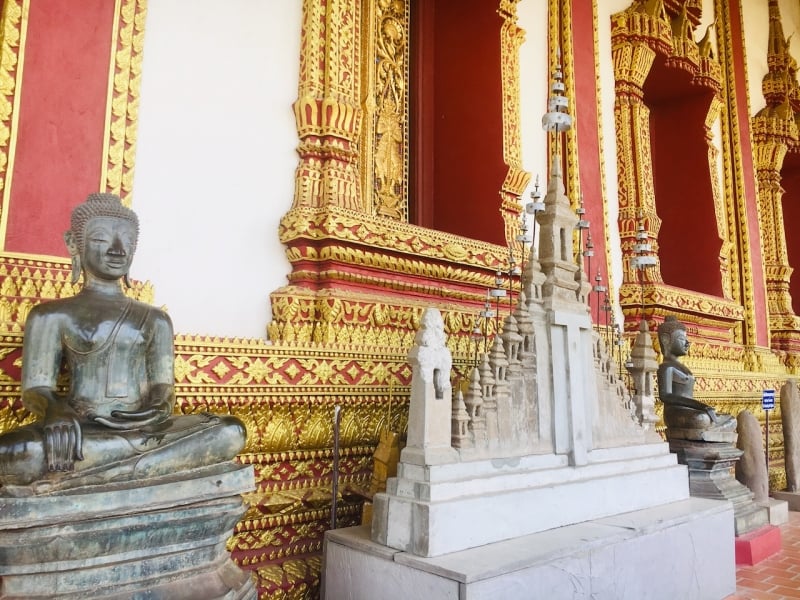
[64,193,139,286]
[657,315,689,360]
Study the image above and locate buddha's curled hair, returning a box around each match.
[656,315,686,348]
[69,193,140,254]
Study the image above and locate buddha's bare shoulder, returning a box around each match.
[25,297,81,320]
[26,297,171,327]
[129,300,173,332]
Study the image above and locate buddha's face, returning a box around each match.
[670,329,689,357]
[81,217,137,281]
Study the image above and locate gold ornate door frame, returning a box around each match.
[273,0,531,349]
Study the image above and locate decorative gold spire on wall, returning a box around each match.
[751,0,800,361]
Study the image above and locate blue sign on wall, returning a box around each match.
[762,389,775,411]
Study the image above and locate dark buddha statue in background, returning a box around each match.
[656,315,735,440]
[0,193,246,495]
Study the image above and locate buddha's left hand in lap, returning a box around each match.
[91,383,174,430]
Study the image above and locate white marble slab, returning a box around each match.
[325,498,735,600]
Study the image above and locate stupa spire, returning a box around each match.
[537,51,582,309]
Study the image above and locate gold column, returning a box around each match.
[499,0,531,247]
[100,0,147,206]
[0,0,26,222]
[703,95,734,301]
[752,115,800,337]
[611,38,662,287]
[748,0,800,358]
[292,0,363,210]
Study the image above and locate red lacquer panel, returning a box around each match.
[4,0,115,257]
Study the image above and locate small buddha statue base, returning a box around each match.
[668,438,768,536]
[0,462,257,599]
[663,405,737,443]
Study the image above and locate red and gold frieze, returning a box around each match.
[0,316,478,599]
[274,204,519,351]
[0,255,153,333]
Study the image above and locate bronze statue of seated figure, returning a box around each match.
[656,316,736,441]
[0,193,246,495]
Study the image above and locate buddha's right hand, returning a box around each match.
[42,406,84,472]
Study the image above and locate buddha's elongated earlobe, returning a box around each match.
[63,231,81,284]
[123,273,132,288]
[70,256,82,284]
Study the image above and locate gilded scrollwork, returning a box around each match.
[0,0,24,223]
[498,2,530,245]
[101,0,147,206]
[372,0,407,221]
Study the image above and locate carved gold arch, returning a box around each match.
[610,0,745,359]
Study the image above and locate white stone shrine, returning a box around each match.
[322,67,736,600]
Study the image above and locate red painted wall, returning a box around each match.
[646,76,722,296]
[780,153,800,314]
[4,0,115,257]
[727,0,769,347]
[412,0,507,246]
[571,0,611,323]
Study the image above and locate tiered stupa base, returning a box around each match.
[0,463,256,600]
[668,438,768,535]
[371,443,690,557]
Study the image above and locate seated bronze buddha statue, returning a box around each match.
[656,316,735,439]
[0,193,246,495]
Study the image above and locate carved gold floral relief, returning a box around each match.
[0,0,25,237]
[371,0,408,221]
[101,0,147,206]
